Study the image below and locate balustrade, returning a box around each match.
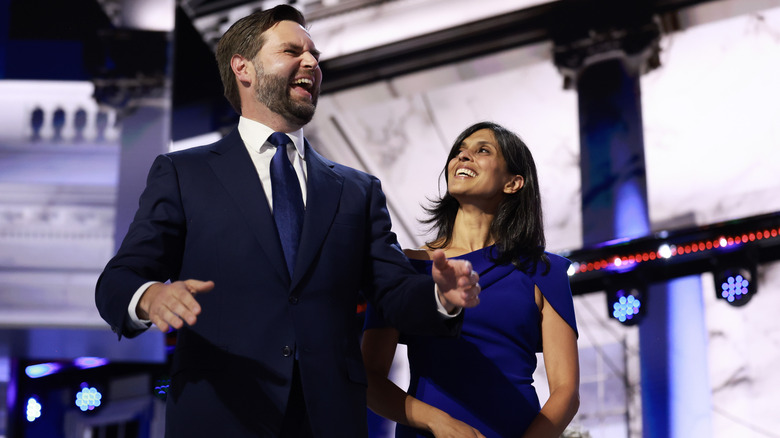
[0,80,119,143]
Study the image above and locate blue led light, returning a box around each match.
[26,397,42,422]
[75,386,102,411]
[720,274,750,302]
[714,266,755,307]
[611,290,642,323]
[25,363,62,379]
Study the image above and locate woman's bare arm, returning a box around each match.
[522,287,580,438]
[362,327,485,437]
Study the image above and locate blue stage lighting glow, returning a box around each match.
[611,290,642,323]
[26,397,42,422]
[25,363,62,379]
[154,378,171,401]
[720,274,750,302]
[75,386,102,411]
[74,357,109,369]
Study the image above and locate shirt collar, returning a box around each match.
[237,116,305,159]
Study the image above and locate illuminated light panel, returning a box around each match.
[25,363,62,379]
[26,397,42,422]
[75,386,102,412]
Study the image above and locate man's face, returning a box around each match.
[253,20,322,126]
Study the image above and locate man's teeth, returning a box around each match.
[293,78,312,87]
[456,169,476,177]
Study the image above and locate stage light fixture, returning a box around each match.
[75,384,103,412]
[26,397,42,422]
[607,286,645,326]
[714,265,756,307]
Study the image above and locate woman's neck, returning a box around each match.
[439,205,496,257]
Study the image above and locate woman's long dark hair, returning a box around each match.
[422,121,549,274]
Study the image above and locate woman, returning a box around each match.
[362,122,580,438]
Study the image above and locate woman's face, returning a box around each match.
[447,129,522,206]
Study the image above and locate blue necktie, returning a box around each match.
[268,132,304,278]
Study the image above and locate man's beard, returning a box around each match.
[253,61,318,126]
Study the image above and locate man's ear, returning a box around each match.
[231,55,254,85]
[504,175,525,194]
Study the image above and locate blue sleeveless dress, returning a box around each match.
[364,247,578,438]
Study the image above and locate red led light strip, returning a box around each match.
[570,227,780,275]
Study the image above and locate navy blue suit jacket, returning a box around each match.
[95,129,460,437]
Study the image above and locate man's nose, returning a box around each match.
[301,51,318,68]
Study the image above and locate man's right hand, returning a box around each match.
[137,279,214,333]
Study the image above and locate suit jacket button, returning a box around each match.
[289,296,298,304]
[282,346,292,357]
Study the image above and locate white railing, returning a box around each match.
[0,80,119,143]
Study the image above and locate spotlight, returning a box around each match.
[607,286,645,326]
[714,265,756,307]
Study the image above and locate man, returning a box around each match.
[95,5,480,438]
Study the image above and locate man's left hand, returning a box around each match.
[431,250,481,313]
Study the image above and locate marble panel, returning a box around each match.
[313,41,582,251]
[642,7,780,226]
[703,261,780,437]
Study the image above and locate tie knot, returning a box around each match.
[268,132,291,149]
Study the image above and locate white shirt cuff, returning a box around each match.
[127,281,158,330]
[435,286,461,318]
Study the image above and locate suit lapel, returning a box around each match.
[207,129,290,286]
[291,141,344,291]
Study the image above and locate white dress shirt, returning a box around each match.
[237,116,308,210]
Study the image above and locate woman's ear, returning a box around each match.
[231,54,254,86]
[504,175,524,194]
